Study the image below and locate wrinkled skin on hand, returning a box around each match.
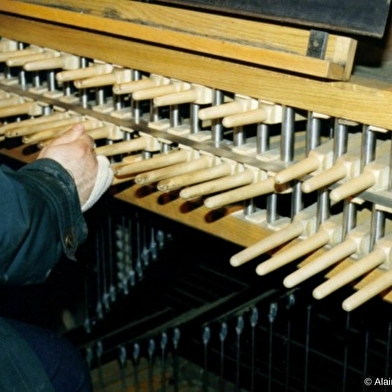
[37,124,98,206]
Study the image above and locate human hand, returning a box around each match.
[37,124,98,207]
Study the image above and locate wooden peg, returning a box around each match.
[114,149,189,177]
[0,46,43,62]
[1,112,68,137]
[153,84,213,107]
[199,95,258,121]
[204,177,275,210]
[230,221,303,268]
[157,160,230,191]
[257,229,331,276]
[6,51,58,67]
[56,64,113,82]
[313,248,386,300]
[180,169,255,200]
[22,119,100,144]
[73,69,132,88]
[132,80,191,101]
[0,100,42,118]
[24,54,79,71]
[94,137,147,157]
[342,268,392,312]
[329,172,375,202]
[113,74,170,95]
[7,115,82,137]
[283,234,362,289]
[0,39,18,53]
[136,155,211,186]
[0,96,24,108]
[222,108,268,128]
[301,161,347,193]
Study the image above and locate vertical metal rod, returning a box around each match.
[250,308,258,392]
[268,302,278,392]
[361,125,376,170]
[147,339,155,392]
[285,293,295,392]
[202,326,211,392]
[281,106,295,163]
[190,103,200,133]
[306,112,321,154]
[291,181,303,219]
[133,343,140,392]
[211,89,224,145]
[128,217,136,287]
[47,70,56,92]
[303,305,311,392]
[119,346,128,392]
[160,332,168,392]
[79,57,89,108]
[342,312,350,392]
[369,205,386,251]
[342,201,357,241]
[172,328,181,392]
[235,316,244,392]
[219,322,228,392]
[96,341,106,392]
[141,223,150,267]
[170,104,180,128]
[267,193,279,224]
[136,220,143,279]
[243,198,256,217]
[108,215,116,303]
[132,70,142,122]
[333,120,349,161]
[95,87,105,106]
[233,126,245,147]
[257,123,270,154]
[317,188,330,228]
[150,227,158,261]
[95,231,103,320]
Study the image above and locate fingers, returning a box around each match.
[48,123,85,147]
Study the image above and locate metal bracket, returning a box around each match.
[306,30,328,59]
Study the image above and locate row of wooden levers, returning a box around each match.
[1,38,392,312]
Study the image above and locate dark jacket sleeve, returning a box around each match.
[0,158,88,286]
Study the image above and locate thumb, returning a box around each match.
[48,123,85,147]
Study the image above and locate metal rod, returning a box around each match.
[281,106,295,163]
[211,89,224,145]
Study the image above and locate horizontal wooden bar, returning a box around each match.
[1,0,357,80]
[0,14,390,130]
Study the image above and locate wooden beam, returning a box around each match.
[0,0,357,80]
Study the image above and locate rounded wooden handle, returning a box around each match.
[56,64,113,82]
[0,46,43,62]
[24,56,67,71]
[7,51,57,67]
[199,101,244,121]
[113,79,158,94]
[275,155,320,185]
[204,177,275,209]
[136,156,211,186]
[313,248,386,300]
[329,172,375,202]
[283,239,357,288]
[2,112,67,137]
[230,222,303,268]
[132,84,182,101]
[114,149,189,177]
[180,169,254,200]
[95,137,147,157]
[154,89,198,107]
[74,73,118,88]
[22,119,99,144]
[256,230,330,276]
[342,267,392,312]
[157,161,230,191]
[8,115,82,137]
[0,102,38,118]
[301,161,347,193]
[222,108,268,128]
